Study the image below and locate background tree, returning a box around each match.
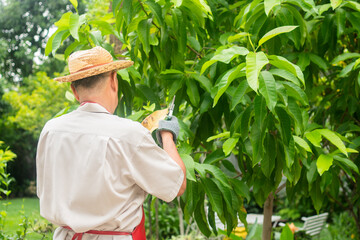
[0,72,73,195]
[0,0,85,82]
[46,0,360,239]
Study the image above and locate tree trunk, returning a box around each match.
[155,198,159,239]
[262,193,274,240]
[108,0,123,56]
[177,197,184,235]
[147,197,152,239]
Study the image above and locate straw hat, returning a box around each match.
[54,46,134,82]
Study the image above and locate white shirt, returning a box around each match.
[36,103,184,239]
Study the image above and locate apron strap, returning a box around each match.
[64,206,146,240]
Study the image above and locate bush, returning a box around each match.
[328,212,359,240]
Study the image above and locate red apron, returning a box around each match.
[64,207,146,240]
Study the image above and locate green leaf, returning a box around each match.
[180,154,197,181]
[203,149,226,165]
[136,84,160,105]
[65,91,75,102]
[228,32,250,43]
[310,179,324,213]
[297,52,310,71]
[118,68,130,83]
[331,0,343,9]
[333,155,359,174]
[230,178,250,202]
[55,12,71,27]
[305,130,322,148]
[194,198,212,237]
[188,36,201,52]
[190,73,212,93]
[288,97,304,132]
[207,132,230,142]
[69,13,80,41]
[280,81,308,106]
[127,110,145,121]
[316,154,333,176]
[186,78,200,107]
[285,5,307,47]
[145,1,164,26]
[259,71,277,112]
[223,138,239,156]
[195,163,232,189]
[171,0,183,7]
[309,53,328,71]
[331,52,360,64]
[45,31,56,56]
[264,0,281,15]
[258,26,298,47]
[246,51,269,93]
[293,136,312,152]
[207,204,218,235]
[261,134,276,178]
[230,80,249,111]
[344,1,360,11]
[200,60,217,75]
[202,178,224,216]
[269,55,305,86]
[316,129,348,157]
[51,30,70,56]
[113,0,122,14]
[280,224,294,240]
[307,160,317,184]
[213,64,245,107]
[201,46,249,74]
[276,106,292,144]
[138,19,151,55]
[212,46,249,64]
[270,69,300,86]
[69,0,78,11]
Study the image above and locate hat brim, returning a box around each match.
[54,60,134,82]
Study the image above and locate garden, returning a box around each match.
[0,0,360,239]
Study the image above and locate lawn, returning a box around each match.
[0,198,334,240]
[0,198,53,239]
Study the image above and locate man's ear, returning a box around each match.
[70,84,80,102]
[110,71,118,92]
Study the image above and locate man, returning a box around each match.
[36,46,186,240]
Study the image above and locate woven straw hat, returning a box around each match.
[54,46,134,82]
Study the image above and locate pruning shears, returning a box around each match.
[165,95,176,120]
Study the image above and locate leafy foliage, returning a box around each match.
[2,72,72,138]
[46,0,360,237]
[0,0,84,81]
[0,72,73,196]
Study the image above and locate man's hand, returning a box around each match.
[156,116,179,147]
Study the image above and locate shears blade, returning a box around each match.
[167,95,176,118]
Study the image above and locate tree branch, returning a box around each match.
[275,182,286,195]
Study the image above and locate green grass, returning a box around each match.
[0,198,53,239]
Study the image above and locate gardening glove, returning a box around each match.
[156,116,179,147]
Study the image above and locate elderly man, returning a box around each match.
[36,46,186,240]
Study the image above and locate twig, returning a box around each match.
[275,182,286,195]
[232,172,243,178]
[138,0,161,30]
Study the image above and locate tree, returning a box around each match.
[47,0,360,239]
[1,72,73,195]
[0,0,85,82]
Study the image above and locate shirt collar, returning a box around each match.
[77,102,111,114]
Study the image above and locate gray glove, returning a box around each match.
[156,116,179,147]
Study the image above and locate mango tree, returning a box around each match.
[45,0,360,239]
